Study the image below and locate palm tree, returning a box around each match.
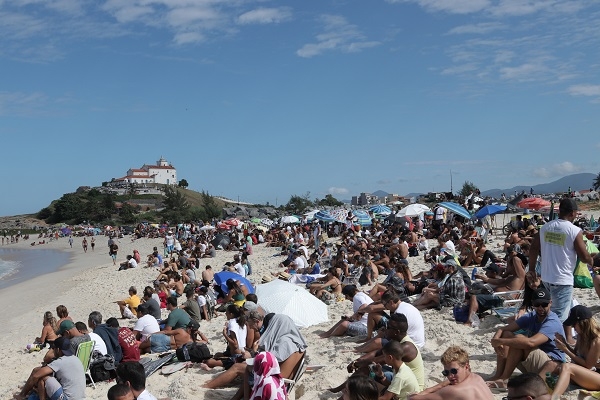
[594,172,600,191]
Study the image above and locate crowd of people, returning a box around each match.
[13,196,600,400]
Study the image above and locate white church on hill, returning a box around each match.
[118,157,177,186]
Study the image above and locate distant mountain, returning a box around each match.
[372,190,390,197]
[481,173,596,199]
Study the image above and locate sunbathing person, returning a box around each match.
[308,266,342,303]
[140,320,203,354]
[32,311,59,349]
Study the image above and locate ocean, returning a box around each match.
[0,248,71,290]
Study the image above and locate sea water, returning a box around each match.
[0,248,71,290]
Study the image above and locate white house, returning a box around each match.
[118,157,177,186]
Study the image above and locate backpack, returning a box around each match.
[89,352,117,383]
[176,342,212,363]
[408,246,419,257]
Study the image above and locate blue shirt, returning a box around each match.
[516,310,565,362]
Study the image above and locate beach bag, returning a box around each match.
[408,246,419,257]
[176,342,212,363]
[89,353,116,382]
[574,259,593,288]
[453,304,470,323]
[469,281,494,295]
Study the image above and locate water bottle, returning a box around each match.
[545,372,557,390]
[470,313,480,328]
[471,267,478,281]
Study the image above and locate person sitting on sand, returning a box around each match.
[133,303,160,343]
[319,285,374,338]
[43,320,91,364]
[408,346,493,400]
[308,266,342,303]
[116,286,141,319]
[55,304,73,329]
[169,274,184,297]
[201,304,248,369]
[14,337,86,400]
[140,320,204,354]
[107,383,135,400]
[411,258,465,311]
[506,373,550,400]
[223,278,249,307]
[106,317,140,363]
[370,340,420,400]
[33,311,58,349]
[118,254,138,271]
[485,287,565,390]
[115,361,159,400]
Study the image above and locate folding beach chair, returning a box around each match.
[76,340,96,389]
[282,352,307,396]
[491,290,524,322]
[343,266,363,286]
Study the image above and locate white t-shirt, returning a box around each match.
[394,302,426,349]
[540,218,582,285]
[353,292,373,326]
[227,318,247,350]
[197,295,207,308]
[165,235,175,247]
[137,390,158,400]
[234,262,246,277]
[128,258,138,268]
[88,332,108,355]
[133,314,160,342]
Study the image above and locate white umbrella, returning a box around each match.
[397,204,430,217]
[280,216,300,224]
[255,280,329,328]
[200,225,215,231]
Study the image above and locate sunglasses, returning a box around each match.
[442,368,459,376]
[533,302,549,308]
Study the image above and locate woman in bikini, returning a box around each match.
[309,267,342,302]
[33,311,58,348]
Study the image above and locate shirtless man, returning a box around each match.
[408,346,493,400]
[201,265,214,283]
[169,275,184,297]
[476,246,525,292]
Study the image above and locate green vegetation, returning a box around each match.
[36,186,226,225]
[282,192,344,214]
[459,181,479,197]
[594,172,600,191]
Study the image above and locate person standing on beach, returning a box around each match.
[91,236,95,251]
[68,236,73,248]
[82,237,88,253]
[110,242,119,265]
[529,198,592,341]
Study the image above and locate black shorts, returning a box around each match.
[476,294,504,312]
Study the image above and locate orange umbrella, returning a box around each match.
[517,197,550,210]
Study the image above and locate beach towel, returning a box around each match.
[140,353,176,377]
[259,314,307,363]
[250,351,287,400]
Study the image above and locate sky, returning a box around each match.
[1,0,600,216]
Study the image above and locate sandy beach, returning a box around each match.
[0,218,596,400]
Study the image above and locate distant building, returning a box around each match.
[116,157,177,186]
[352,193,380,206]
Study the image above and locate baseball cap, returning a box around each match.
[533,288,551,302]
[187,320,200,331]
[243,301,259,312]
[58,320,75,335]
[54,336,73,356]
[484,263,500,274]
[564,305,593,326]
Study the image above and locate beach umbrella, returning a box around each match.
[281,216,300,224]
[260,218,274,227]
[303,210,320,220]
[211,233,230,248]
[217,223,230,230]
[330,209,349,223]
[214,271,255,294]
[369,204,392,215]
[517,197,550,210]
[397,204,430,217]
[225,218,242,227]
[250,218,262,224]
[314,210,335,222]
[255,279,328,328]
[474,204,507,219]
[437,202,472,220]
[353,210,372,226]
[200,225,215,231]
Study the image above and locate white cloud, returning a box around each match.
[173,31,205,45]
[0,91,48,116]
[296,14,380,58]
[499,62,549,82]
[568,84,600,97]
[447,22,504,35]
[386,0,491,14]
[533,162,582,178]
[237,7,292,25]
[328,187,349,195]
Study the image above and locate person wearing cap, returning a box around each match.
[43,319,91,364]
[529,198,593,342]
[164,230,175,255]
[15,336,86,400]
[486,287,565,389]
[412,258,465,311]
[536,305,600,398]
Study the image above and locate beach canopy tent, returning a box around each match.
[214,271,255,294]
[437,202,472,220]
[397,204,430,217]
[353,210,372,226]
[255,279,328,328]
[474,204,507,219]
[211,233,230,249]
[517,197,550,210]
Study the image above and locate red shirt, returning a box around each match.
[118,327,140,362]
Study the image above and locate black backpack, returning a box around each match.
[176,342,212,363]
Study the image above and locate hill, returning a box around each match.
[481,173,596,198]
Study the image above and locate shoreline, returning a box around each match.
[0,247,72,290]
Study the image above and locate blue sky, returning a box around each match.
[1,0,599,216]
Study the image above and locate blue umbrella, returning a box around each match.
[474,204,507,219]
[314,210,336,222]
[353,210,372,226]
[369,204,392,215]
[438,202,472,220]
[214,271,255,294]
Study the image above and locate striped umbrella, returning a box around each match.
[437,202,472,220]
[260,218,274,227]
[353,210,372,226]
[369,204,392,215]
[330,209,349,223]
[314,210,335,222]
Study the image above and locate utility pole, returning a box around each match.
[450,169,453,193]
